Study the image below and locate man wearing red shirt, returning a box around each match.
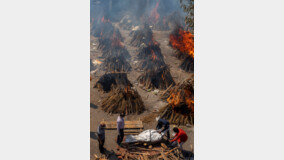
[170,127,188,150]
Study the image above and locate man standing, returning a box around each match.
[97,123,106,154]
[170,127,188,150]
[156,117,170,140]
[117,113,125,146]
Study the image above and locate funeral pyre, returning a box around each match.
[95,73,145,115]
[160,76,194,125]
[115,142,192,160]
[95,73,132,92]
[134,38,175,90]
[169,26,194,72]
[130,24,154,47]
[95,18,132,72]
[137,66,175,90]
[101,86,145,115]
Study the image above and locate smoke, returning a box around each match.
[91,0,185,23]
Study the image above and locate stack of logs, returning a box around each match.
[160,75,194,125]
[137,66,175,90]
[130,24,154,47]
[116,143,189,160]
[95,73,132,93]
[101,86,145,115]
[96,20,131,72]
[132,29,175,90]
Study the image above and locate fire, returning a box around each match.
[124,85,131,93]
[93,59,103,65]
[101,16,110,23]
[167,88,194,111]
[149,0,160,24]
[151,50,158,61]
[170,28,194,58]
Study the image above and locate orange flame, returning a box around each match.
[93,59,103,65]
[151,50,158,61]
[167,88,194,111]
[170,28,194,58]
[101,16,110,23]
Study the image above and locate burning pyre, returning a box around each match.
[137,66,175,90]
[101,86,145,115]
[103,55,132,72]
[146,0,170,31]
[96,21,131,72]
[160,76,194,125]
[169,26,194,72]
[137,43,166,70]
[130,24,154,47]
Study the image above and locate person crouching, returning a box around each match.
[156,117,170,140]
[170,127,188,150]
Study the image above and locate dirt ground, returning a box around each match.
[90,24,194,159]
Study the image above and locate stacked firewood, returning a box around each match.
[96,21,131,72]
[115,143,187,160]
[103,55,132,72]
[130,24,154,47]
[137,44,166,71]
[180,56,194,72]
[101,87,145,115]
[160,76,194,125]
[133,36,175,90]
[95,73,132,93]
[137,66,175,90]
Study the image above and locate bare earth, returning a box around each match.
[90,24,194,159]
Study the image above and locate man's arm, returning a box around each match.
[170,132,180,142]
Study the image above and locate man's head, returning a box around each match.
[173,127,179,133]
[120,113,125,118]
[100,122,106,128]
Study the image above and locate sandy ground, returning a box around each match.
[90,24,194,159]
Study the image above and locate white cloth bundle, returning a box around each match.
[125,129,163,143]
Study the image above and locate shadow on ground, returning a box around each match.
[90,132,98,140]
[90,103,98,109]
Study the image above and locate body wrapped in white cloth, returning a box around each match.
[125,129,163,143]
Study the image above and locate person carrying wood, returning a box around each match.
[97,122,106,154]
[117,113,125,146]
[156,117,170,140]
[170,127,188,150]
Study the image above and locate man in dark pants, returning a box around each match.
[156,117,170,140]
[117,113,125,146]
[97,123,106,154]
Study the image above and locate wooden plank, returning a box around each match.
[161,150,168,160]
[102,121,142,125]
